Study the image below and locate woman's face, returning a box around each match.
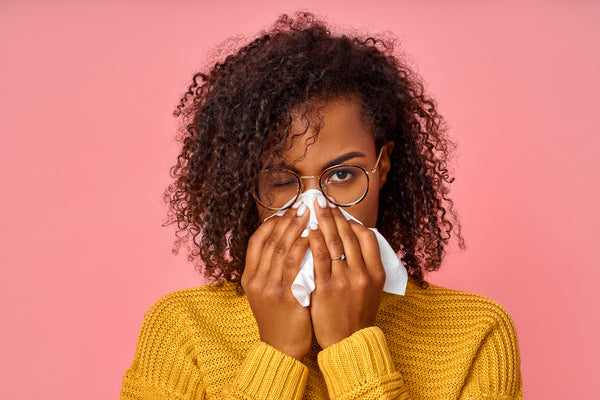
[256,97,393,227]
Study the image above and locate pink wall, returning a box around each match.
[1,1,598,398]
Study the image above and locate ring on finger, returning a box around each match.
[330,254,346,261]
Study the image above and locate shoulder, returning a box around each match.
[378,279,522,387]
[381,278,518,336]
[141,281,246,326]
[122,284,243,397]
[411,279,513,314]
[406,281,523,396]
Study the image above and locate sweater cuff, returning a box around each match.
[231,341,308,400]
[317,327,397,398]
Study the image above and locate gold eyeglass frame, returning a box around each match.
[252,147,385,211]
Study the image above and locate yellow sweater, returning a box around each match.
[120,278,522,399]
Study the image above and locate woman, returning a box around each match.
[120,12,523,400]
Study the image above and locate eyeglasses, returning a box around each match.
[252,147,385,210]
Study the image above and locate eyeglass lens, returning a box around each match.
[255,165,369,210]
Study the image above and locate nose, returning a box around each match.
[299,176,321,193]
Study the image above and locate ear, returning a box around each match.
[378,141,394,189]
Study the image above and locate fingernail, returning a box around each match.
[297,203,308,216]
[301,228,309,238]
[309,222,318,231]
[317,195,327,209]
[328,201,337,208]
[292,200,302,209]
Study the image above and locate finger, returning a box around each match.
[243,215,281,280]
[259,204,310,282]
[307,224,333,283]
[328,205,366,272]
[348,222,384,277]
[313,198,345,270]
[282,236,309,286]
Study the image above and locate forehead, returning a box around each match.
[280,97,376,165]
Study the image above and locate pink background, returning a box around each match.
[1,1,598,398]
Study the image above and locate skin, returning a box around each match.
[241,97,394,361]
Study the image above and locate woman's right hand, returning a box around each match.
[241,206,312,361]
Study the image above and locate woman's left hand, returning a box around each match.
[307,200,386,349]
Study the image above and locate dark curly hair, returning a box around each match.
[163,11,465,289]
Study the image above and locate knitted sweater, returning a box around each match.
[120,278,522,400]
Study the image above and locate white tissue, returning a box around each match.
[267,189,408,307]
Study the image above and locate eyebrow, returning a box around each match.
[281,151,367,172]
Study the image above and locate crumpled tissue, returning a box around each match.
[266,189,408,306]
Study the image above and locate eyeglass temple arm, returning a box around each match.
[366,146,386,174]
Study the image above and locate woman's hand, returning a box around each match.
[308,200,386,349]
[241,207,313,361]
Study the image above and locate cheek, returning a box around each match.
[347,186,380,228]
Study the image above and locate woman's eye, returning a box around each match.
[327,169,356,183]
[261,171,297,190]
[334,171,351,180]
[272,179,295,188]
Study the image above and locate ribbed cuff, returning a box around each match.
[317,327,397,398]
[232,341,308,400]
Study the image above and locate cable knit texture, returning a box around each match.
[120,278,523,399]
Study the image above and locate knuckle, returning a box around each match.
[333,277,348,291]
[247,233,261,248]
[371,274,385,288]
[374,275,385,290]
[273,242,287,255]
[353,273,369,289]
[262,285,277,299]
[359,228,376,241]
[292,238,306,249]
[264,235,279,249]
[283,256,299,270]
[280,211,294,222]
[343,233,360,246]
[263,284,285,300]
[314,247,331,263]
[327,235,343,248]
[330,206,343,215]
[320,210,335,221]
[287,217,303,229]
[373,267,386,283]
[245,278,263,294]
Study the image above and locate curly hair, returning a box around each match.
[163,11,465,289]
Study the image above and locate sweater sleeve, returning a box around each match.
[223,341,308,399]
[119,297,205,400]
[317,318,523,400]
[317,327,411,400]
[119,295,309,400]
[458,305,523,400]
